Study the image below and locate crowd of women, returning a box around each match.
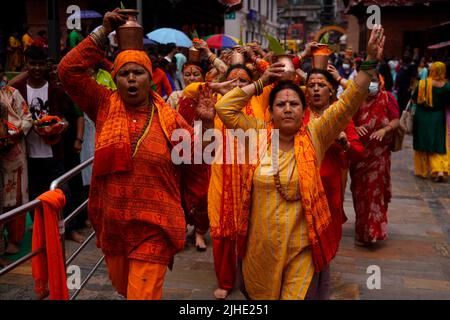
[0,9,449,300]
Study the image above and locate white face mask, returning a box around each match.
[342,63,350,70]
[368,82,379,95]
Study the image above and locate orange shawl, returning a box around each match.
[239,124,337,272]
[31,189,68,300]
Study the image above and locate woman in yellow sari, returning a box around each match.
[214,26,385,299]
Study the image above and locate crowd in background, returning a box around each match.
[0,19,448,301]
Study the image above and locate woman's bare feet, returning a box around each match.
[434,172,445,182]
[195,232,207,251]
[67,230,86,243]
[6,242,20,255]
[214,288,229,299]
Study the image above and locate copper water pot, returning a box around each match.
[189,47,201,63]
[231,45,245,65]
[273,54,296,82]
[116,9,144,51]
[312,55,329,70]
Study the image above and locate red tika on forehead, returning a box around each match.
[183,64,203,74]
[307,78,335,94]
[228,68,251,82]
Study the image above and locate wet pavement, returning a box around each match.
[1,136,449,300]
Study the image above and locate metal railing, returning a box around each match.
[0,157,104,300]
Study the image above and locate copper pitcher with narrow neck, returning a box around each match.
[273,54,296,82]
[116,9,144,51]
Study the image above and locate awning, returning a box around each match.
[427,40,450,50]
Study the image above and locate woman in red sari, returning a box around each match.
[350,72,400,246]
[304,68,364,248]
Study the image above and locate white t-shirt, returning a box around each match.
[26,82,53,158]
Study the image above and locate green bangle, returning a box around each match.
[360,60,378,70]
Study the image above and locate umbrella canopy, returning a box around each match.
[144,38,158,46]
[204,34,239,49]
[146,28,192,48]
[80,10,102,19]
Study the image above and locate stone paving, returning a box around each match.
[0,136,449,300]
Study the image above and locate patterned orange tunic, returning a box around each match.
[58,37,207,266]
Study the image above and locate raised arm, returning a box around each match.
[309,25,385,162]
[215,61,285,131]
[58,37,111,123]
[58,10,127,122]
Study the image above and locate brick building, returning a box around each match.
[344,0,450,59]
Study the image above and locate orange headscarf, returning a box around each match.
[111,50,153,79]
[94,50,156,177]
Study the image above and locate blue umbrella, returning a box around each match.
[144,38,158,46]
[80,10,102,19]
[146,28,192,48]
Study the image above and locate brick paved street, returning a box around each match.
[1,136,449,300]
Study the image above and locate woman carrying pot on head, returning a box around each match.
[58,9,210,300]
[349,71,400,246]
[303,67,364,258]
[214,26,385,300]
[167,59,210,252]
[183,62,274,299]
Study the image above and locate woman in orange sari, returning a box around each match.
[183,64,272,299]
[58,10,209,300]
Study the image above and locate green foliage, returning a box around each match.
[265,33,284,55]
[120,1,125,9]
[320,32,329,44]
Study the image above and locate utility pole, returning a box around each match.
[47,0,60,61]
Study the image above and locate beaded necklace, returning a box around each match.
[272,150,301,202]
[130,103,155,158]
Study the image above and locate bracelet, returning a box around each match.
[253,79,264,95]
[89,27,109,50]
[360,60,378,71]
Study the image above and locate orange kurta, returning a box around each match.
[58,37,208,267]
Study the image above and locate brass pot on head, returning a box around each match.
[231,45,245,65]
[273,54,296,82]
[116,9,144,51]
